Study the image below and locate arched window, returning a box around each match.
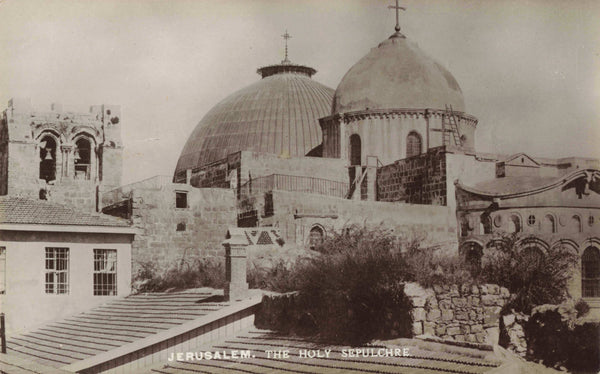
[582,246,600,298]
[508,215,521,233]
[480,214,492,234]
[406,131,422,158]
[74,138,92,180]
[349,134,361,166]
[521,246,544,269]
[39,135,57,182]
[309,226,325,250]
[542,214,556,234]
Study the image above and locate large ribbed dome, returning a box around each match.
[175,64,334,173]
[332,33,465,114]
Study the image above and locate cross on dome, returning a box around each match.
[281,30,292,64]
[388,0,406,34]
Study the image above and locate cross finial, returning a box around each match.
[388,0,406,33]
[281,30,292,64]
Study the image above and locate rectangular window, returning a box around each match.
[94,249,117,296]
[0,247,6,294]
[45,248,69,294]
[176,191,188,208]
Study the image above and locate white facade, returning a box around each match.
[0,226,134,335]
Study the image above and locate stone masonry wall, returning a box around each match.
[129,186,236,273]
[377,147,447,205]
[404,282,510,344]
[266,190,458,250]
[102,183,237,274]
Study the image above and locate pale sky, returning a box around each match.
[1,0,599,184]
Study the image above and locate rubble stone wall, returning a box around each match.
[404,282,510,344]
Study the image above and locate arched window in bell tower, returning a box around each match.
[349,134,361,166]
[74,138,92,180]
[406,131,422,158]
[39,136,57,182]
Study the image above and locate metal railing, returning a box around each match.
[238,174,348,199]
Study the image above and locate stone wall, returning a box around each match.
[377,147,447,205]
[264,190,458,250]
[103,180,237,273]
[404,282,510,344]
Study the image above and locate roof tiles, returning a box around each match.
[0,196,130,227]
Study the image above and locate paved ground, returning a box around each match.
[146,329,504,374]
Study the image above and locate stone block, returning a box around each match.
[503,314,515,327]
[455,311,468,321]
[435,325,446,335]
[411,307,426,322]
[483,306,502,326]
[452,297,467,307]
[500,287,510,298]
[460,324,470,334]
[475,333,487,343]
[423,322,436,335]
[426,296,438,308]
[471,285,479,295]
[412,321,423,336]
[441,309,454,321]
[446,326,461,336]
[485,327,499,345]
[471,324,483,333]
[454,335,465,342]
[427,308,441,321]
[481,295,498,306]
[439,300,451,310]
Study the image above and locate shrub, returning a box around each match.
[134,258,226,293]
[404,246,474,288]
[526,302,600,372]
[290,226,413,344]
[480,234,579,313]
[247,259,301,292]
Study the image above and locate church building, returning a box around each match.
[1,4,599,330]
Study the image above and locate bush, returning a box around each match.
[526,302,600,372]
[481,235,579,313]
[247,259,301,292]
[404,246,474,288]
[134,258,226,292]
[289,226,413,344]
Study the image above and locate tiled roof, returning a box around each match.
[6,290,231,368]
[146,329,504,374]
[0,196,130,227]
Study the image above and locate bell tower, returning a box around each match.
[0,98,123,212]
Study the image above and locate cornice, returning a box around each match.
[320,108,478,126]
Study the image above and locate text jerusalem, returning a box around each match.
[168,348,411,362]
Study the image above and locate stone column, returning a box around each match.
[223,228,249,301]
[60,145,73,178]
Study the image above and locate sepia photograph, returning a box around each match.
[0,0,599,373]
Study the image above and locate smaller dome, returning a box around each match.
[332,34,465,114]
